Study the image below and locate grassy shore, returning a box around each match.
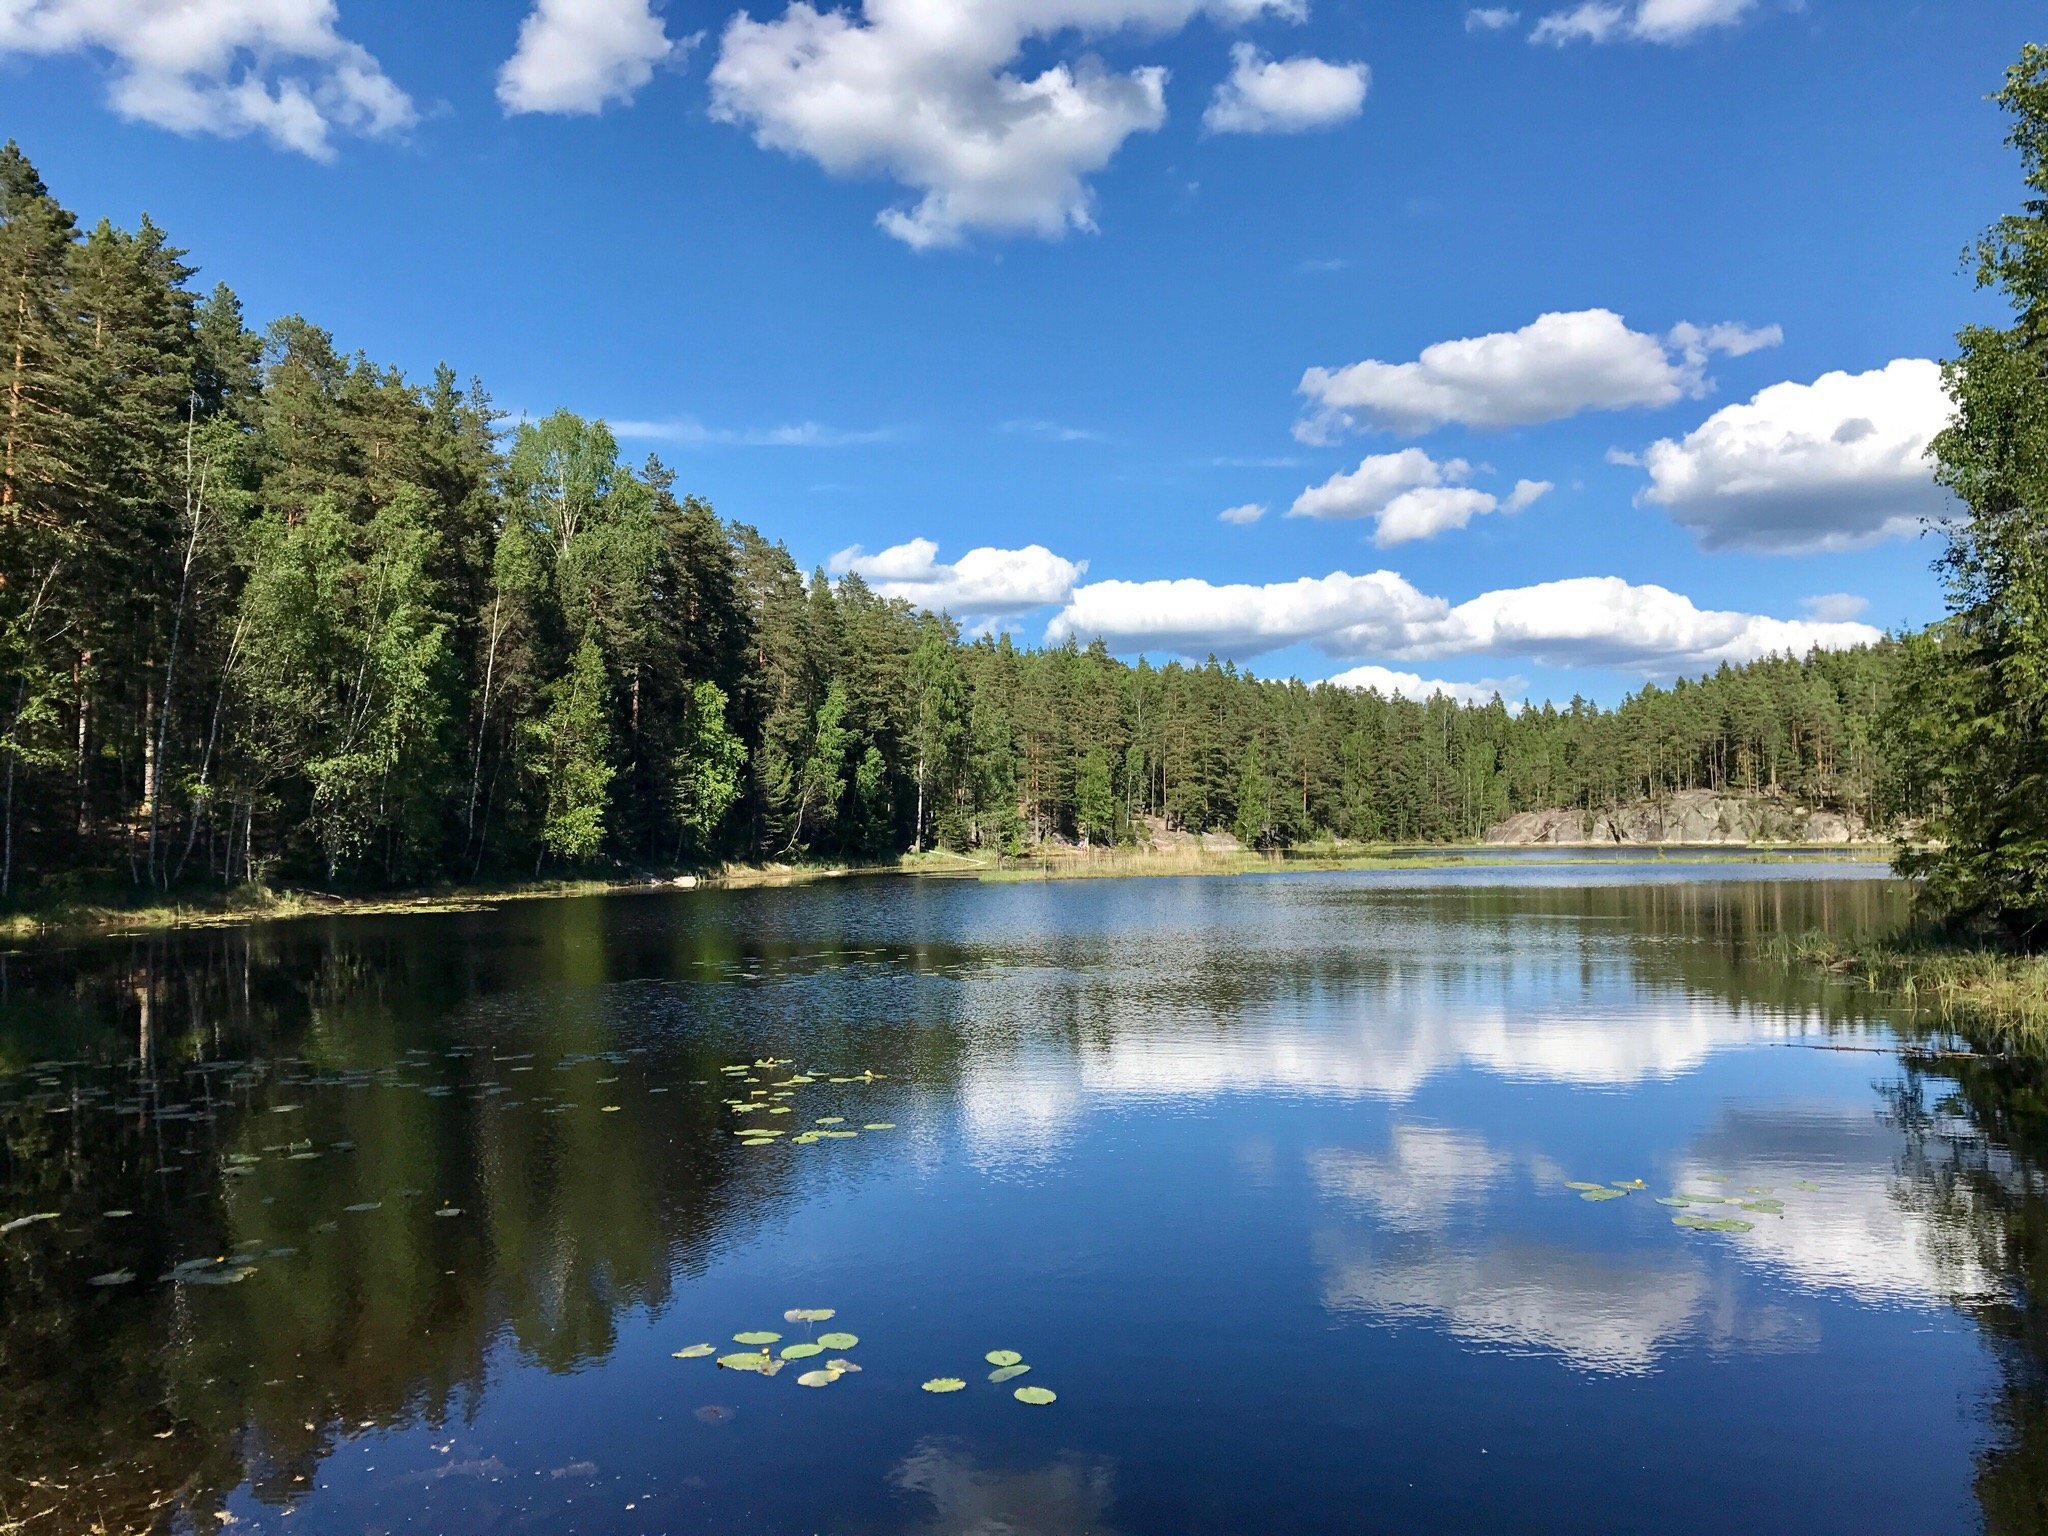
[1770,931,2048,1044]
[0,878,626,943]
[2,841,1887,943]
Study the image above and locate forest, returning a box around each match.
[0,141,1926,904]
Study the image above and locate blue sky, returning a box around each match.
[6,0,2037,703]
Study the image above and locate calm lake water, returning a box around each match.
[2,864,2044,1535]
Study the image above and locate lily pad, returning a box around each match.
[922,1378,966,1394]
[817,1332,858,1350]
[1735,1199,1785,1215]
[673,1344,716,1359]
[1792,1179,1822,1192]
[816,1117,845,1125]
[104,1209,133,1219]
[1564,1182,1604,1192]
[344,1202,382,1213]
[863,1123,896,1131]
[797,1369,837,1388]
[434,1207,463,1218]
[781,1342,825,1360]
[1673,1214,1755,1234]
[734,1331,781,1346]
[1579,1188,1626,1202]
[717,1352,776,1374]
[1013,1386,1057,1406]
[989,1364,1031,1384]
[825,1358,861,1375]
[985,1350,1023,1368]
[89,1270,135,1286]
[785,1308,836,1323]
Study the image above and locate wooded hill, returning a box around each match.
[0,143,1926,901]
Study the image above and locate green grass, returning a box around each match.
[0,878,621,942]
[1770,930,2048,1046]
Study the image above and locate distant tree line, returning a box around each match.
[0,140,1929,903]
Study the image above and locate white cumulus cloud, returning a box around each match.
[830,538,1087,618]
[1289,449,1550,544]
[1465,8,1521,31]
[498,0,683,116]
[1634,358,1956,553]
[1324,665,1523,707]
[1047,568,1881,674]
[1290,447,1463,519]
[1801,593,1869,623]
[1204,43,1367,134]
[1049,569,1449,661]
[0,0,415,159]
[1219,502,1268,524]
[709,0,1303,249]
[1532,0,1754,46]
[1297,309,1779,440]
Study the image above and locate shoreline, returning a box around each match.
[1,842,1896,944]
[1770,932,2048,1044]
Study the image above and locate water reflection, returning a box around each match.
[893,1442,1121,1536]
[0,867,2039,1534]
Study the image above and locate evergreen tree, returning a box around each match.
[1905,45,2048,941]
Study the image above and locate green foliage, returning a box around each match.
[532,634,613,865]
[1904,45,2048,943]
[672,681,746,860]
[1075,747,1117,847]
[0,143,1957,905]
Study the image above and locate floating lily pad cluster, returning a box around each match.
[676,1312,1057,1405]
[1569,1172,1823,1237]
[718,1058,894,1150]
[683,1308,866,1388]
[924,1349,1056,1406]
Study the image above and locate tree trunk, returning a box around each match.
[74,649,89,837]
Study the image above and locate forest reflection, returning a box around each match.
[0,873,2038,1534]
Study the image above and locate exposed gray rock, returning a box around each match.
[1485,789,1875,846]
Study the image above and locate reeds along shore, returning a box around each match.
[1772,931,2048,1046]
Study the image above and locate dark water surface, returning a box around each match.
[3,865,2046,1535]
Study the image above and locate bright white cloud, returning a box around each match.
[1801,593,1869,623]
[1289,448,1464,520]
[1297,309,1779,440]
[1531,0,1752,44]
[1292,452,1553,545]
[831,537,1086,618]
[1204,43,1367,134]
[0,0,415,159]
[709,0,1301,249]
[1634,358,1956,554]
[1048,568,1882,674]
[1372,486,1503,545]
[1465,8,1521,30]
[1218,502,1268,524]
[498,0,682,115]
[1324,664,1523,707]
[1421,576,1881,671]
[1049,569,1448,661]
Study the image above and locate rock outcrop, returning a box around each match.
[1485,789,1874,846]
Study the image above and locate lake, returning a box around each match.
[1,863,2041,1535]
